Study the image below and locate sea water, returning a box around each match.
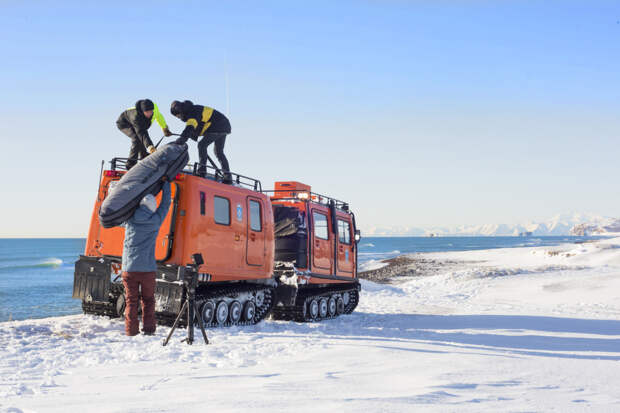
[357,235,601,263]
[0,236,603,322]
[0,239,85,322]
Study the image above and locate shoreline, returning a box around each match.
[358,236,609,284]
[358,255,472,284]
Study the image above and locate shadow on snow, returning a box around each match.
[258,312,620,361]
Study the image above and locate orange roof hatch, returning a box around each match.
[272,181,312,200]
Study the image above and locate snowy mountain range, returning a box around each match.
[570,218,620,236]
[364,212,616,237]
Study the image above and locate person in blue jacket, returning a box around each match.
[121,178,171,336]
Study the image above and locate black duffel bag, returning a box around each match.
[99,143,189,228]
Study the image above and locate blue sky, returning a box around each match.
[0,1,619,236]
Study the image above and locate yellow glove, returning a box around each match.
[147,145,156,154]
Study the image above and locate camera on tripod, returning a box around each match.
[182,253,204,293]
[162,253,209,346]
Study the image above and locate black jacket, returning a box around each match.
[116,100,156,148]
[177,102,231,141]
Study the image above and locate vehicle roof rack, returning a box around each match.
[262,189,349,212]
[109,157,262,192]
[189,162,262,192]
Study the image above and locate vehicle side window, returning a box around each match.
[338,219,351,244]
[214,196,230,225]
[249,200,262,232]
[313,211,328,240]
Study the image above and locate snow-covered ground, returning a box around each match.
[2,238,620,412]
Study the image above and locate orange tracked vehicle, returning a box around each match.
[73,157,361,327]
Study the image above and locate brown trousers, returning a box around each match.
[121,271,156,336]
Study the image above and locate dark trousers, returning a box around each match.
[121,271,156,336]
[197,132,230,176]
[119,127,148,170]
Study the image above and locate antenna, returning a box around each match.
[225,64,230,115]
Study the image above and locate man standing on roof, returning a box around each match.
[117,99,173,170]
[121,177,171,336]
[170,100,232,183]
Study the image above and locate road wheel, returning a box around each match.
[115,294,125,318]
[308,299,319,320]
[200,301,215,325]
[229,301,242,323]
[328,297,337,316]
[215,301,229,325]
[319,298,328,318]
[243,301,256,321]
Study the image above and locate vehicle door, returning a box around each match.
[335,214,354,276]
[246,196,265,266]
[310,207,332,272]
[205,190,242,274]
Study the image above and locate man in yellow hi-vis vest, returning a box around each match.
[116,99,172,170]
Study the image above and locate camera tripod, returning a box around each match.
[162,254,209,346]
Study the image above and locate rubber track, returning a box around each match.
[158,284,275,328]
[271,286,359,322]
[81,283,274,329]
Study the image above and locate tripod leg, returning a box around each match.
[162,301,187,346]
[187,295,194,345]
[193,302,210,345]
